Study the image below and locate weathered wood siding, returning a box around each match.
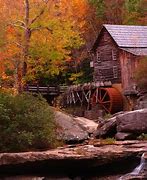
[119,50,139,92]
[93,29,121,83]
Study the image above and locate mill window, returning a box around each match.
[96,51,101,63]
[113,66,118,78]
[90,61,94,67]
[112,50,117,61]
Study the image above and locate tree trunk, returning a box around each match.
[23,0,30,76]
[23,28,31,76]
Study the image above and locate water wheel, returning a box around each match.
[91,87,123,114]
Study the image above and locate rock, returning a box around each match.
[115,132,137,140]
[94,109,147,140]
[112,111,125,117]
[54,111,89,143]
[95,117,104,124]
[136,93,147,109]
[84,107,105,120]
[84,110,98,120]
[43,177,72,180]
[0,140,147,174]
[117,109,147,133]
[119,175,146,179]
[94,117,117,138]
[73,116,98,134]
[138,100,147,109]
[0,177,44,180]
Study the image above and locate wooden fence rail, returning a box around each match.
[23,85,67,95]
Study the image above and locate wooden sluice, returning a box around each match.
[23,82,123,114]
[64,81,123,114]
[23,84,68,106]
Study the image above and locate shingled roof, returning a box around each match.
[120,47,147,56]
[93,24,147,56]
[104,24,147,48]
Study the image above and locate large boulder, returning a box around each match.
[117,109,147,133]
[73,116,98,134]
[94,117,117,138]
[54,111,89,143]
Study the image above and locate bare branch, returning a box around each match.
[31,26,52,33]
[15,20,26,26]
[30,0,49,25]
[24,0,30,26]
[8,23,26,29]
[13,42,24,49]
[8,41,24,49]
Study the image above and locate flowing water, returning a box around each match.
[119,153,147,180]
[130,153,145,175]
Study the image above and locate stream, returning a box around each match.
[119,153,147,179]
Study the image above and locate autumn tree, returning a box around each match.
[57,0,99,84]
[1,0,146,88]
[0,0,85,89]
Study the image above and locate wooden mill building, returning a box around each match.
[91,24,147,96]
[63,24,147,115]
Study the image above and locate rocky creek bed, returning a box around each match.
[0,140,146,179]
[1,109,147,179]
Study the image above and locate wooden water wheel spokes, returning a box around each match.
[98,88,111,113]
[91,87,123,114]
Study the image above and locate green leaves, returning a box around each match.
[125,0,141,12]
[124,0,143,24]
[0,92,59,152]
[27,14,84,81]
[88,0,105,18]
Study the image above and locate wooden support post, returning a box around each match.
[37,84,39,92]
[76,91,82,105]
[72,91,76,104]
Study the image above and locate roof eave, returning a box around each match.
[91,25,119,52]
[120,47,147,56]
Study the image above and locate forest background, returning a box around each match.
[0,0,146,91]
